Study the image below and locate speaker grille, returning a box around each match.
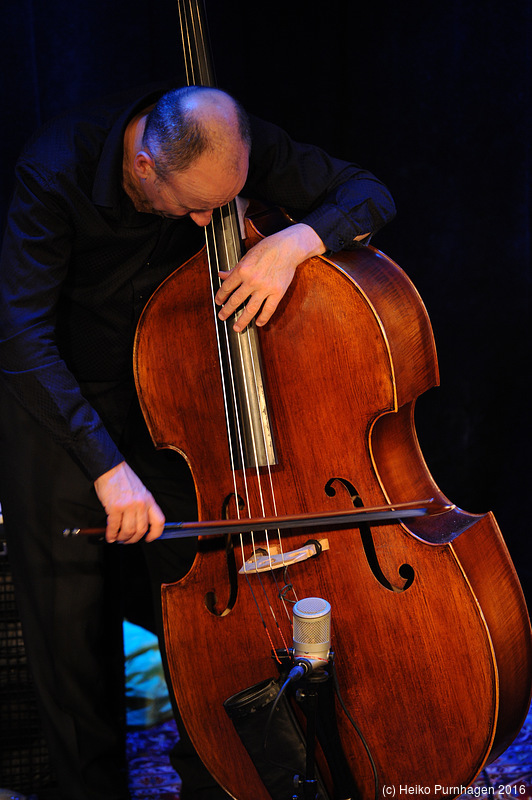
[0,531,56,795]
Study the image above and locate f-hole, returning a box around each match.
[325,478,415,593]
[203,493,243,616]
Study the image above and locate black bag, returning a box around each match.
[223,677,330,800]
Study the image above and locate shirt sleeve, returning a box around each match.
[0,159,124,481]
[245,115,396,251]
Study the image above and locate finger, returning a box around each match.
[127,505,150,543]
[105,510,122,543]
[218,266,268,316]
[230,295,267,332]
[115,511,141,543]
[217,287,252,321]
[254,294,281,327]
[144,502,166,542]
[113,502,149,544]
[215,271,240,307]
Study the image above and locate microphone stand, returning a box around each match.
[280,649,360,800]
[292,665,330,800]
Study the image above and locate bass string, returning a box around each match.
[221,206,299,633]
[178,0,295,650]
[204,206,295,652]
[177,1,194,86]
[204,209,285,645]
[203,214,248,507]
[222,211,300,619]
[233,314,300,622]
[177,0,209,87]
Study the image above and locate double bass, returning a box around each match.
[133,2,532,797]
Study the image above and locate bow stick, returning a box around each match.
[63,498,453,539]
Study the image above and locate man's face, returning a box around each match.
[141,149,249,227]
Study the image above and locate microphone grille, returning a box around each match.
[294,597,330,617]
[293,597,331,649]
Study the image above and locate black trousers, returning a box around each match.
[0,385,223,800]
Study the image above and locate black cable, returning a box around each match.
[331,660,379,800]
[263,669,303,754]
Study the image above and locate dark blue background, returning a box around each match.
[1,0,530,596]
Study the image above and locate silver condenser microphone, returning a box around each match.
[290,597,331,678]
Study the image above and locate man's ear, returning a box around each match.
[133,150,155,181]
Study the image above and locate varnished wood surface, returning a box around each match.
[134,215,532,799]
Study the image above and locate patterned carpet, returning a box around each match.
[1,616,528,799]
[469,711,532,797]
[126,704,532,799]
[124,622,532,799]
[127,719,181,799]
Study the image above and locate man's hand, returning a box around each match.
[94,461,165,543]
[215,223,326,332]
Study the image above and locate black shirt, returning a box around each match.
[0,86,395,480]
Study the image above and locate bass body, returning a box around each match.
[134,208,532,800]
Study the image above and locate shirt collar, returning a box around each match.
[91,86,168,209]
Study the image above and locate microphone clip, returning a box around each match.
[288,649,334,684]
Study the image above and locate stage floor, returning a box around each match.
[126,703,532,799]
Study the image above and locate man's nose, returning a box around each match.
[189,210,213,226]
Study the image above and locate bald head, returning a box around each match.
[142,86,251,179]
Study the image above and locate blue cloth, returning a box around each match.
[123,620,172,730]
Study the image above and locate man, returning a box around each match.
[0,84,395,799]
